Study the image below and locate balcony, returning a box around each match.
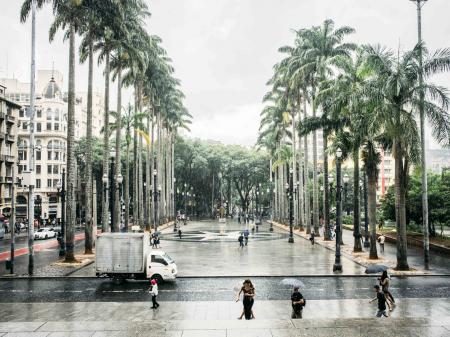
[5,114,15,124]
[0,112,4,120]
[5,134,14,143]
[0,132,5,140]
[0,154,14,163]
[0,176,13,184]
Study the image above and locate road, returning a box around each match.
[0,228,86,276]
[0,276,448,303]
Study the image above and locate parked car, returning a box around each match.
[34,228,56,240]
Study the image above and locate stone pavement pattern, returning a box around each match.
[74,219,364,277]
[0,299,449,336]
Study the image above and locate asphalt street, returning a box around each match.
[0,276,448,303]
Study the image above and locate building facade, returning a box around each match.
[0,70,104,223]
[0,84,20,217]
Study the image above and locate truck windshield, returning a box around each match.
[162,253,174,264]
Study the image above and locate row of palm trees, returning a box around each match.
[259,19,450,270]
[21,0,190,262]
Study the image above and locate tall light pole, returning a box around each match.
[184,182,187,219]
[57,169,66,256]
[153,169,158,231]
[287,167,294,243]
[410,0,430,270]
[333,147,343,272]
[27,0,37,275]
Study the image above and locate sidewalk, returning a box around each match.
[270,221,450,275]
[0,299,449,336]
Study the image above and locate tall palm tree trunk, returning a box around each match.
[84,39,94,253]
[303,99,311,234]
[353,149,362,251]
[323,131,330,240]
[137,84,144,228]
[298,133,305,231]
[367,167,378,259]
[291,109,298,228]
[65,26,76,262]
[312,93,319,236]
[150,108,155,229]
[145,110,151,231]
[101,51,110,232]
[124,139,130,232]
[394,140,409,270]
[113,66,122,233]
[132,128,138,225]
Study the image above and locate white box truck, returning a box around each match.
[95,232,177,283]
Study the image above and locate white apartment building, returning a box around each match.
[0,70,104,222]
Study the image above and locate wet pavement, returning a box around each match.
[0,275,449,302]
[0,299,449,336]
[74,219,365,277]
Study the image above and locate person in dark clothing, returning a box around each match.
[379,270,395,310]
[243,229,249,246]
[291,287,305,319]
[178,229,182,239]
[236,279,255,320]
[238,233,244,248]
[238,214,241,224]
[369,285,389,317]
[309,232,315,245]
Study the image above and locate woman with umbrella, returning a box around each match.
[281,278,306,319]
[236,279,255,320]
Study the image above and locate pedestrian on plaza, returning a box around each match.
[236,279,255,320]
[379,270,395,310]
[178,229,182,239]
[238,213,241,224]
[332,224,336,240]
[309,232,315,245]
[291,286,305,319]
[243,228,249,246]
[369,285,389,318]
[378,233,385,253]
[238,233,244,248]
[245,213,249,224]
[149,279,160,309]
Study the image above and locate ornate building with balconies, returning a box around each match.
[0,84,20,217]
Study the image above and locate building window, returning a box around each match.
[54,152,60,160]
[47,165,52,174]
[36,179,41,189]
[53,165,59,174]
[54,123,59,131]
[47,179,52,188]
[46,108,52,121]
[37,109,42,118]
[36,151,41,161]
[36,123,41,132]
[46,123,52,131]
[18,150,27,161]
[19,109,25,118]
[22,123,27,130]
[53,179,58,187]
[47,150,52,161]
[36,165,41,174]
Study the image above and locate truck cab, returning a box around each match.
[146,251,177,283]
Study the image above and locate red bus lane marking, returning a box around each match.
[0,232,85,262]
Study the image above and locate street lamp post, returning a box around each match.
[343,173,349,216]
[109,151,115,232]
[183,182,187,220]
[410,0,430,270]
[153,169,158,231]
[287,167,294,243]
[101,173,108,232]
[333,148,343,272]
[362,173,370,248]
[117,173,123,231]
[56,169,66,256]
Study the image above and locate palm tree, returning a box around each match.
[21,0,86,262]
[365,44,450,270]
[288,19,356,237]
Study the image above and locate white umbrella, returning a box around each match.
[280,278,305,288]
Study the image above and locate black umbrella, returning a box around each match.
[365,264,388,274]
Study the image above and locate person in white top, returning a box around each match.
[149,279,159,309]
[378,234,385,253]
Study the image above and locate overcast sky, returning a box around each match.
[1,0,450,147]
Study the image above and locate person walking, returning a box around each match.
[178,229,182,240]
[236,279,255,320]
[149,279,160,309]
[379,271,395,310]
[238,233,244,248]
[369,285,389,318]
[244,228,249,246]
[238,213,241,224]
[378,234,385,253]
[309,232,315,245]
[291,286,305,319]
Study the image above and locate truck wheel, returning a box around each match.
[113,276,125,285]
[151,274,163,284]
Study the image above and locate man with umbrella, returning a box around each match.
[291,286,305,319]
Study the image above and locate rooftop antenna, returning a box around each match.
[51,61,55,81]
